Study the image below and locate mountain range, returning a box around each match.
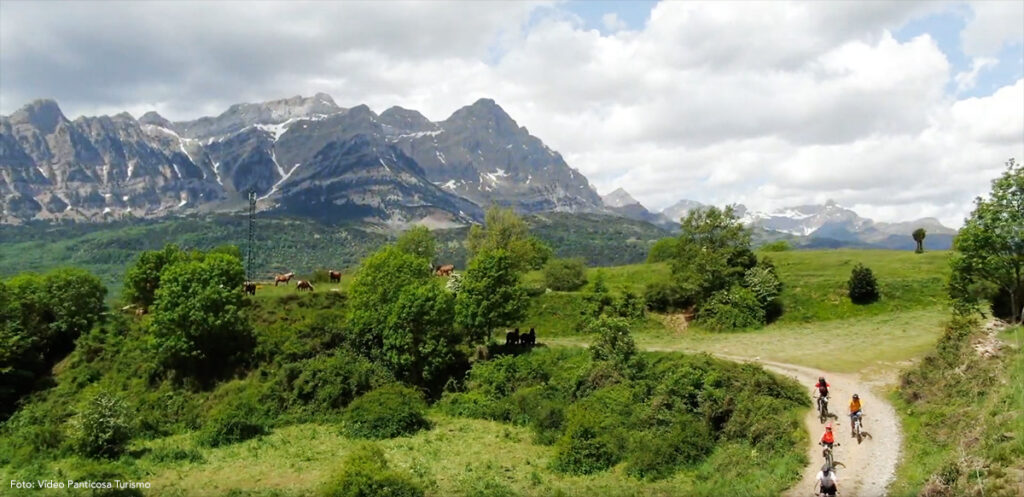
[0,94,599,226]
[599,191,958,250]
[0,93,956,249]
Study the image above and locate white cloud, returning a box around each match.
[1,0,1020,228]
[954,57,999,93]
[601,13,628,32]
[961,0,1024,57]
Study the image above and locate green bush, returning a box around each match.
[626,415,714,479]
[321,443,425,497]
[70,391,132,458]
[543,258,588,291]
[759,240,791,252]
[309,269,332,283]
[698,286,766,331]
[273,349,391,418]
[552,408,620,475]
[197,384,269,447]
[643,279,694,312]
[342,385,429,439]
[848,263,880,304]
[646,237,677,263]
[613,290,646,320]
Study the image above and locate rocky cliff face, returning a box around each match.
[1,95,603,225]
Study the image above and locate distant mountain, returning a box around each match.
[600,187,672,227]
[1,95,604,226]
[660,199,706,224]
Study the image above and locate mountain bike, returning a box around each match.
[817,395,830,423]
[852,411,864,443]
[821,442,840,468]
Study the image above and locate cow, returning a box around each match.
[524,328,536,346]
[243,282,257,295]
[329,270,342,283]
[505,328,520,346]
[274,272,295,286]
[296,280,314,292]
[435,264,455,277]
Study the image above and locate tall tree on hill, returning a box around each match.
[912,228,927,254]
[467,205,551,271]
[396,226,437,262]
[950,159,1024,323]
[671,205,756,301]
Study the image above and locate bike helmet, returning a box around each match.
[853,393,859,399]
[825,423,832,431]
[819,376,826,384]
[822,463,831,473]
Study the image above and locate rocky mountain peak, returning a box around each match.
[445,98,518,132]
[602,187,640,208]
[380,106,435,133]
[10,99,66,133]
[139,111,173,128]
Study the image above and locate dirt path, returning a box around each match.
[644,347,903,496]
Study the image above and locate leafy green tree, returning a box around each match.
[149,253,250,380]
[950,159,1024,323]
[455,249,527,344]
[466,205,551,272]
[848,263,880,305]
[699,285,766,331]
[43,268,106,352]
[671,206,755,302]
[588,316,637,368]
[646,238,677,263]
[395,226,436,262]
[543,258,588,291]
[208,244,243,261]
[347,246,461,385]
[71,390,132,458]
[123,244,186,309]
[912,228,927,254]
[743,259,783,322]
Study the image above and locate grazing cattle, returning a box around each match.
[524,328,536,346]
[296,280,314,292]
[435,264,455,277]
[243,282,257,295]
[505,328,520,346]
[274,272,295,286]
[329,270,342,283]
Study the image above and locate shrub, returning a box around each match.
[643,279,695,312]
[552,408,619,475]
[543,258,588,291]
[342,385,429,439]
[587,316,637,369]
[613,290,646,320]
[626,415,714,479]
[760,240,791,252]
[699,286,766,331]
[744,260,784,322]
[310,269,332,283]
[848,263,880,304]
[321,443,425,497]
[646,237,677,263]
[274,349,391,418]
[71,391,132,458]
[197,384,269,447]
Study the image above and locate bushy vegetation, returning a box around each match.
[440,342,807,484]
[70,390,132,458]
[646,237,677,263]
[341,385,430,439]
[847,263,880,305]
[321,443,425,497]
[543,258,588,291]
[760,240,791,252]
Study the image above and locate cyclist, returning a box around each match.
[849,393,863,437]
[815,376,831,415]
[815,463,839,496]
[820,423,835,448]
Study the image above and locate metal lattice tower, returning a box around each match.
[246,191,257,282]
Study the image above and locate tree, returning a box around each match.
[347,246,462,385]
[671,206,755,302]
[71,390,131,458]
[699,285,766,331]
[455,249,527,344]
[544,258,588,291]
[42,268,106,358]
[646,238,677,263]
[588,316,637,369]
[149,253,251,380]
[395,226,436,262]
[950,159,1024,322]
[848,263,880,305]
[466,205,551,272]
[912,228,927,254]
[123,244,186,309]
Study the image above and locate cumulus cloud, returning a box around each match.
[960,0,1024,56]
[1,0,1021,227]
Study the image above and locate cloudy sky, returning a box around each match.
[2,0,1022,227]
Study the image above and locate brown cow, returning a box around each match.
[329,270,342,283]
[435,264,455,277]
[274,272,295,286]
[296,280,314,292]
[243,282,257,295]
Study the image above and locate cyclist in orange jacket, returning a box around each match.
[849,393,863,437]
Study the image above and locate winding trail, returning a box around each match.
[642,348,903,496]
